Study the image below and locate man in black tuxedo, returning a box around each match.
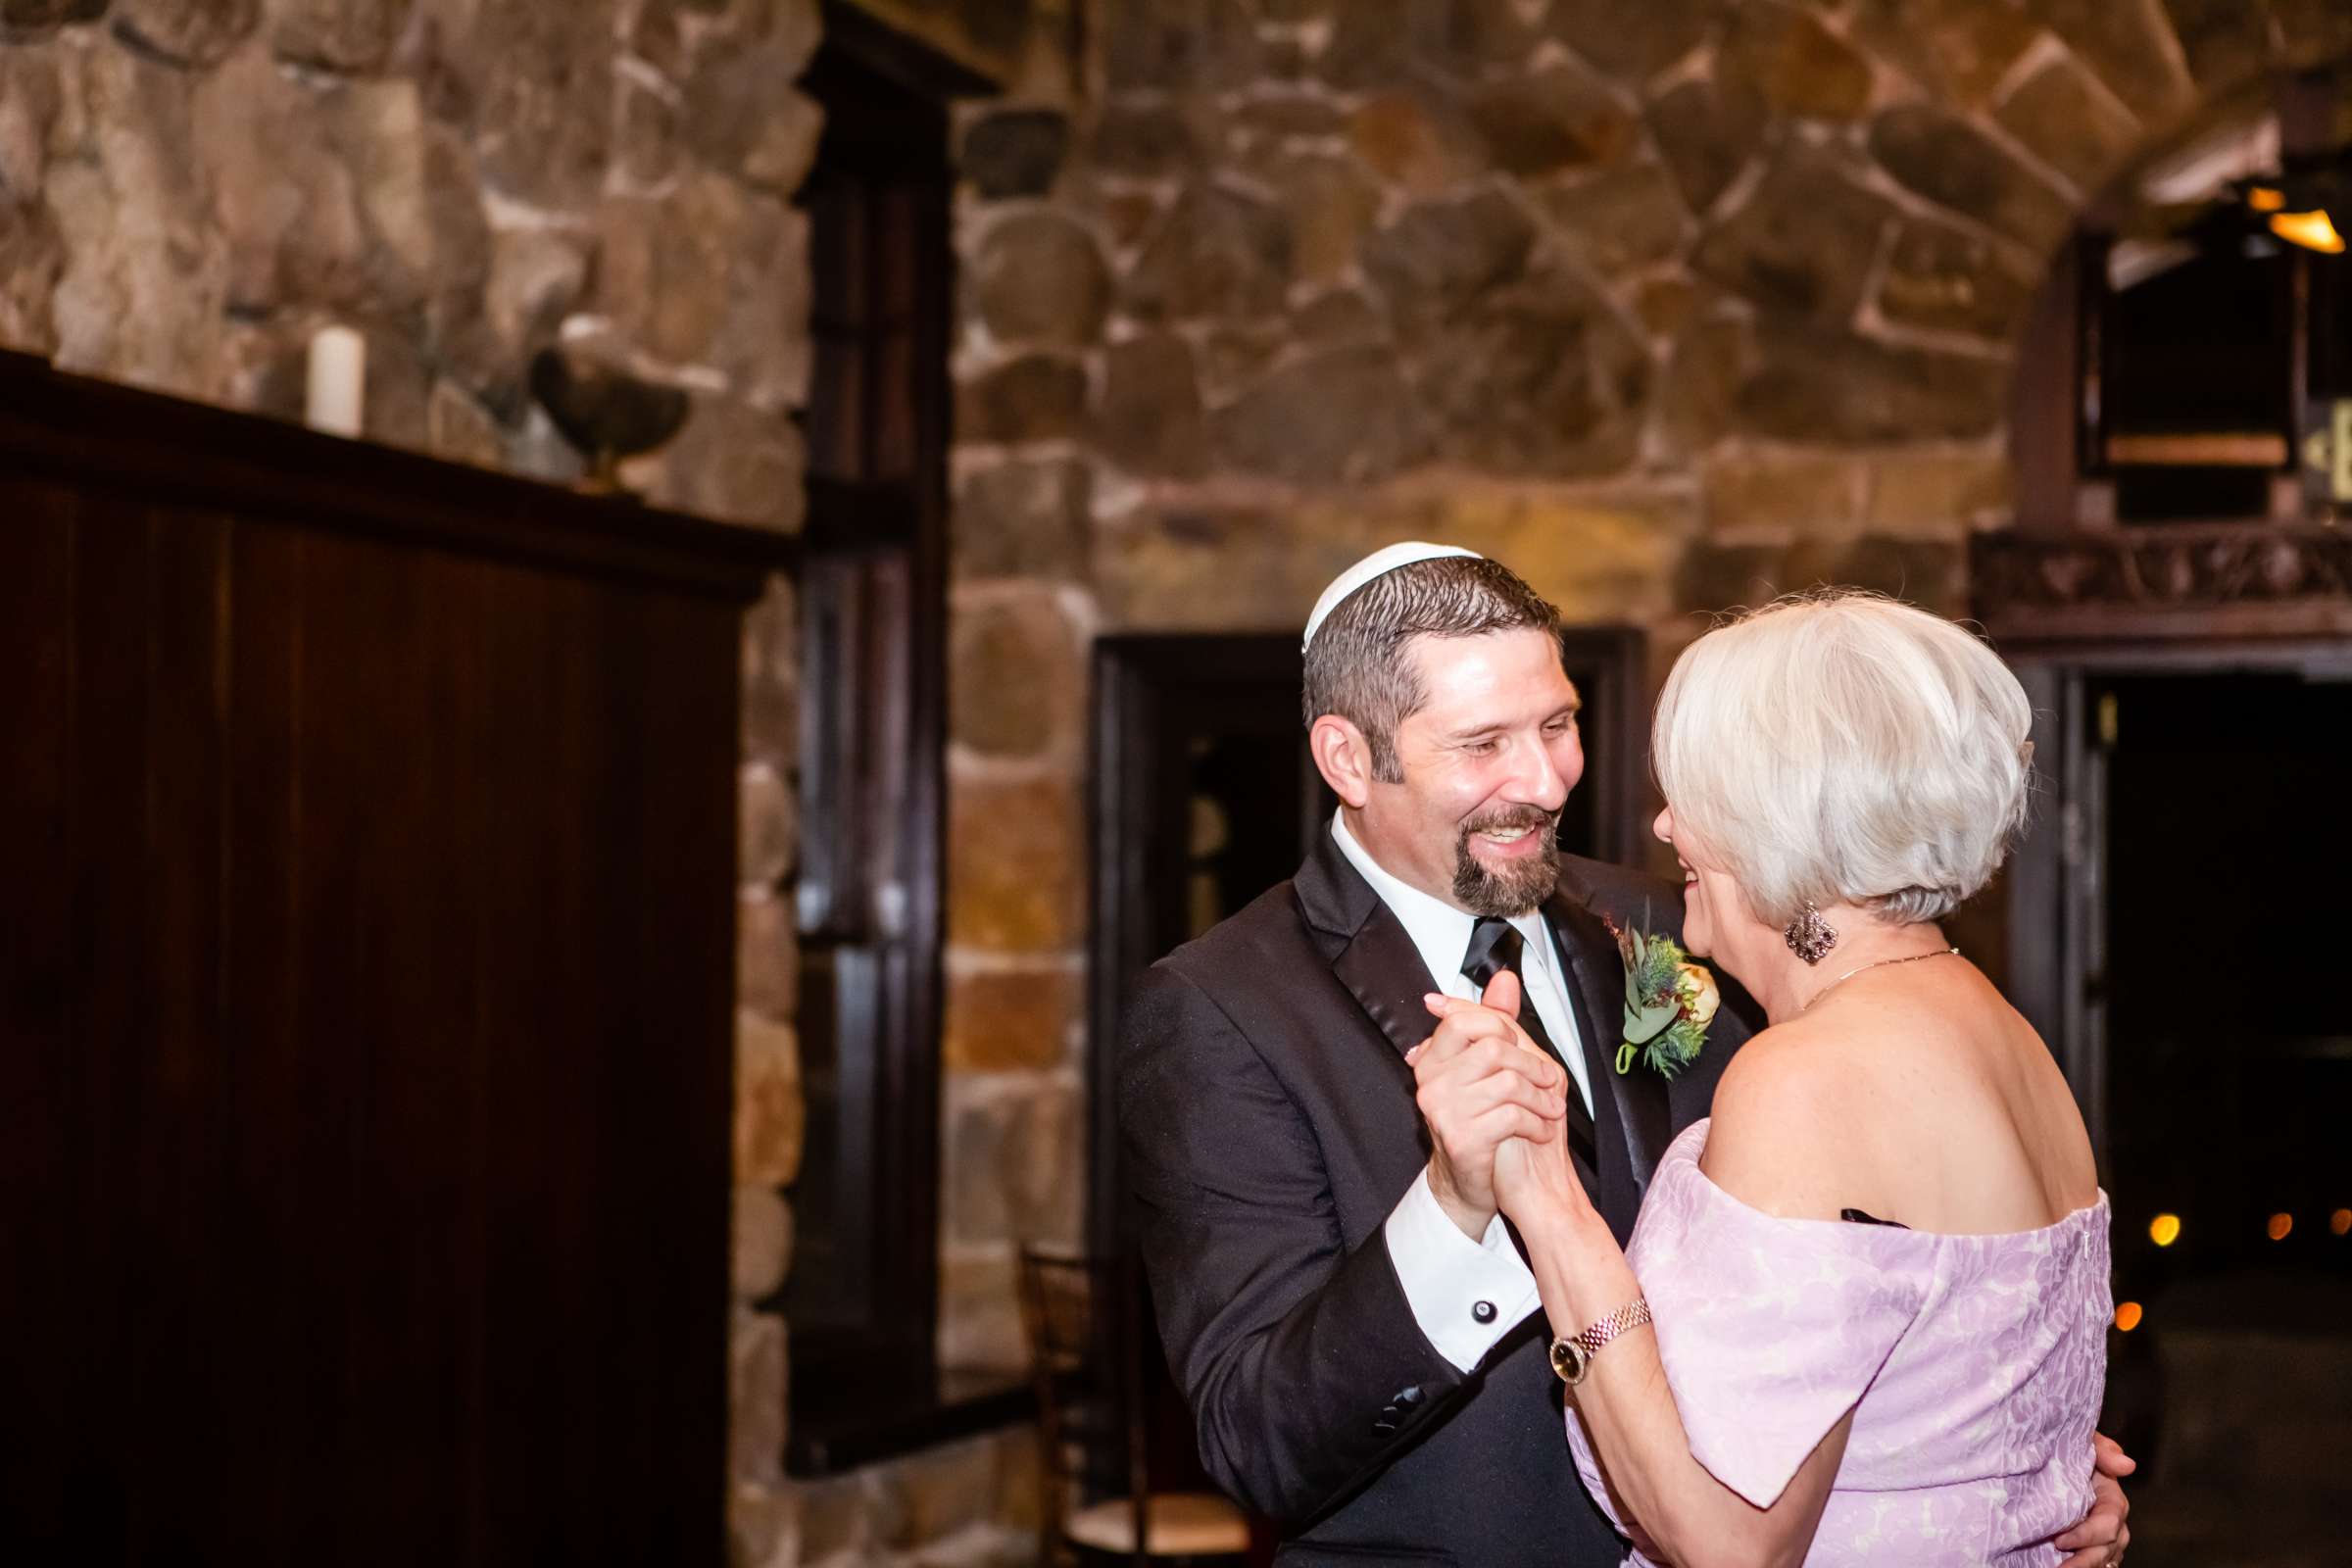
[1119,546,1749,1565]
[1118,547,2131,1565]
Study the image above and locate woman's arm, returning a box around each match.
[1510,1174,1847,1568]
[1417,985,1847,1568]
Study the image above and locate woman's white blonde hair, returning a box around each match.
[1652,590,2034,928]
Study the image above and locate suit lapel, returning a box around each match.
[1298,826,1611,1198]
[1296,824,1440,1062]
[1543,891,1672,1231]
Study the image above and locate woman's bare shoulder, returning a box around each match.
[1702,1018,1870,1221]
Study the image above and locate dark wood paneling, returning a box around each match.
[0,361,767,1566]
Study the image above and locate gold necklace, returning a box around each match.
[1799,946,1961,1012]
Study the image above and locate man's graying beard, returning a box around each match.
[1452,806,1562,916]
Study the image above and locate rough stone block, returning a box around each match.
[1675,540,1789,613]
[271,0,412,73]
[1463,63,1640,179]
[647,396,807,530]
[736,886,800,1024]
[740,575,800,764]
[1098,331,1208,479]
[2023,0,2197,121]
[1645,74,1766,217]
[961,107,1068,200]
[1655,310,1757,459]
[1692,145,1894,323]
[735,1008,805,1188]
[1865,449,2011,534]
[792,1470,872,1565]
[1722,1,1877,121]
[1995,54,2144,197]
[2160,0,2275,88]
[112,0,256,67]
[1877,217,2034,342]
[959,352,1089,449]
[1360,188,1536,322]
[1258,150,1379,288]
[1547,0,1719,81]
[1736,324,2008,445]
[1,0,108,30]
[949,591,1084,760]
[1413,276,1649,477]
[1787,534,1968,613]
[938,1250,1025,1376]
[1088,101,1200,178]
[732,1183,793,1301]
[953,457,1093,584]
[1124,181,1291,323]
[729,1306,787,1488]
[682,44,826,196]
[440,0,615,210]
[874,1432,1004,1547]
[973,209,1107,350]
[425,377,505,468]
[740,760,797,889]
[0,197,65,357]
[947,772,1084,953]
[1210,343,1429,486]
[1703,451,1866,537]
[728,1478,798,1568]
[1871,105,2075,253]
[1850,0,2041,107]
[53,43,227,386]
[1315,0,1415,89]
[1349,82,1489,196]
[1540,163,1691,282]
[944,964,1077,1073]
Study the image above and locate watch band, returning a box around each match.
[1549,1296,1652,1387]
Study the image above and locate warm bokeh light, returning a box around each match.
[2268,1212,2295,1241]
[2247,185,2288,213]
[2148,1213,2181,1248]
[2331,1209,2351,1238]
[2270,210,2346,254]
[2114,1301,2143,1332]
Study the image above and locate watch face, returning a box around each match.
[1550,1337,1589,1386]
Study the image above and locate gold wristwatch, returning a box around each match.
[1549,1297,1652,1387]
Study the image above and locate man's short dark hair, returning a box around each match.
[1302,557,1562,782]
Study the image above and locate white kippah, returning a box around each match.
[1301,542,1484,654]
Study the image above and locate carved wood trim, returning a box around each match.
[1973,523,2352,642]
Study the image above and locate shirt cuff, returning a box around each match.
[1384,1168,1542,1373]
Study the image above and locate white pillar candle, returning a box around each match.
[305,324,367,438]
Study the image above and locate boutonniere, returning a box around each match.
[1612,917,1719,1078]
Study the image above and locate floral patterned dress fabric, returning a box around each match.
[1565,1120,2112,1566]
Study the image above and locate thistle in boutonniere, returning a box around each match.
[1612,917,1720,1079]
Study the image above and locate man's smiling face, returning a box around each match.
[1352,627,1584,916]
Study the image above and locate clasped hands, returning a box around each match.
[1403,970,1589,1241]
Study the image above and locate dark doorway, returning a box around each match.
[2007,652,2352,1565]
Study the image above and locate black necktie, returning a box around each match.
[1460,917,1597,1173]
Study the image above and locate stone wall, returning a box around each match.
[12,2,2352,1565]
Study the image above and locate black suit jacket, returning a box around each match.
[1119,827,1761,1566]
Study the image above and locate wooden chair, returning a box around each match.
[1016,1246,1252,1568]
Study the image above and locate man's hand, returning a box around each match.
[2054,1432,2134,1568]
[1403,969,1567,1238]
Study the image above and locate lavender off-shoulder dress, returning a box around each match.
[1566,1120,2112,1567]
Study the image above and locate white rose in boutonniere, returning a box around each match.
[1611,917,1718,1079]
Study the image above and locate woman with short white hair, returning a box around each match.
[1412,592,2123,1567]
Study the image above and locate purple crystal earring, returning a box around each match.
[1784,903,1838,964]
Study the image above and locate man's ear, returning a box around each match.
[1309,714,1375,809]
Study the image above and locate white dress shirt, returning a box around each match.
[1331,812,1591,1371]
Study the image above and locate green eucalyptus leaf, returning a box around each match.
[1624,998,1677,1045]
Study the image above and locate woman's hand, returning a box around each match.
[1415,974,1599,1233]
